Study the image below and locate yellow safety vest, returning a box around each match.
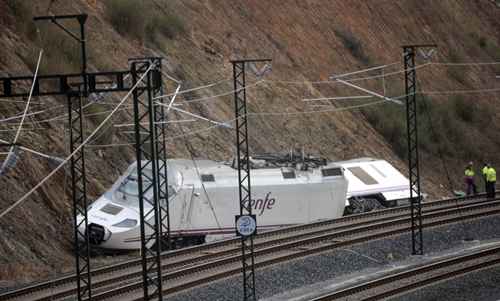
[464,168,474,177]
[483,166,489,176]
[487,167,496,182]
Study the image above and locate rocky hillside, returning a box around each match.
[0,0,499,285]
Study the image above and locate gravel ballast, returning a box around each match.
[166,215,500,301]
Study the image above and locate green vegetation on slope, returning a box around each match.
[335,29,371,65]
[362,95,494,161]
[104,0,185,46]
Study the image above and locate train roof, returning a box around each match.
[333,157,381,164]
[335,158,410,199]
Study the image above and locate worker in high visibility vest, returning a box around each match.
[486,164,496,199]
[464,162,477,195]
[482,163,489,193]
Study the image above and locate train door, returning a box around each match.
[178,184,195,232]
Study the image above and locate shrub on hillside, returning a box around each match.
[361,94,487,161]
[105,0,185,44]
[105,0,145,40]
[6,0,37,37]
[20,23,81,74]
[479,36,488,49]
[453,95,477,123]
[447,50,469,86]
[6,0,32,20]
[335,29,371,65]
[362,104,407,158]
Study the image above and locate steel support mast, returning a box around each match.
[130,58,165,300]
[34,14,92,300]
[67,86,91,299]
[231,58,271,301]
[153,64,171,251]
[402,44,436,256]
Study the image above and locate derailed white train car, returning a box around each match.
[79,159,348,250]
[336,158,413,214]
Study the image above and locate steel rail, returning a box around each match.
[83,200,500,300]
[0,193,496,301]
[309,245,500,300]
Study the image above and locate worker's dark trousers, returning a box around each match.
[466,182,477,195]
[487,182,496,199]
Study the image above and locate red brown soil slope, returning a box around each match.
[0,0,499,285]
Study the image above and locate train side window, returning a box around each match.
[348,166,378,185]
[281,168,296,179]
[201,174,215,182]
[321,167,342,177]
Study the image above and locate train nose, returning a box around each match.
[88,223,111,245]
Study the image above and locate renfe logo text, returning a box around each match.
[244,192,276,216]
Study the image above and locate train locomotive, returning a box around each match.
[79,154,415,250]
[79,155,349,250]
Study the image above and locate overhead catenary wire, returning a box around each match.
[153,78,231,100]
[113,119,196,128]
[420,87,500,95]
[172,109,223,231]
[266,62,426,85]
[432,61,500,66]
[335,78,404,105]
[419,81,473,239]
[302,86,500,106]
[170,80,264,106]
[164,84,182,113]
[83,59,500,149]
[341,62,433,83]
[86,99,394,149]
[157,103,232,128]
[0,64,154,220]
[267,60,500,85]
[0,105,65,124]
[248,99,390,116]
[17,59,488,127]
[302,95,373,102]
[0,137,63,162]
[329,62,399,80]
[86,83,178,145]
[1,104,132,127]
[1,49,43,175]
[160,69,182,85]
[8,83,497,128]
[0,127,48,133]
[0,98,45,104]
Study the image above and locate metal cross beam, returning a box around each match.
[0,70,132,97]
[35,13,88,97]
[231,58,271,301]
[402,44,436,256]
[131,58,165,300]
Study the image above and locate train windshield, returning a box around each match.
[114,167,179,207]
[117,173,144,197]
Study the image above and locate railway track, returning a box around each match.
[308,244,500,300]
[1,194,499,300]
